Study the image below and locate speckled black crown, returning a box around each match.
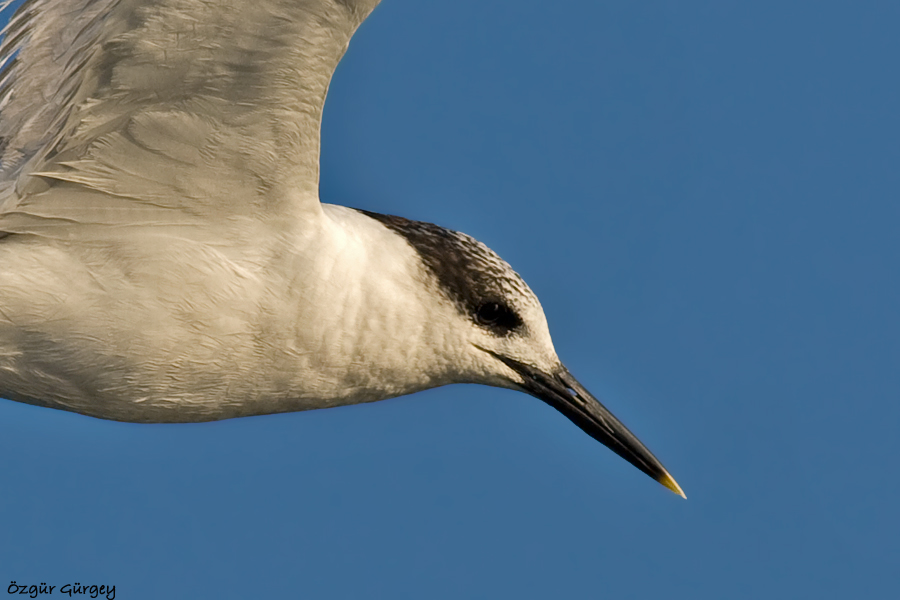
[357,209,531,335]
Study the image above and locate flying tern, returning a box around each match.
[0,0,684,497]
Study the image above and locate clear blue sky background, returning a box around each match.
[1,1,898,598]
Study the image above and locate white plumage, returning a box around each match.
[0,0,684,496]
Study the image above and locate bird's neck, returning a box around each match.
[275,204,466,408]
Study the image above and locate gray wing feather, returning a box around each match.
[0,0,380,217]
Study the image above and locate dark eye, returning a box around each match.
[474,301,522,332]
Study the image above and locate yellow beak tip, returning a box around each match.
[660,473,687,499]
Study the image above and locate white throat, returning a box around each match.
[283,204,475,406]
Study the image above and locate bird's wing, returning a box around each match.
[0,0,380,220]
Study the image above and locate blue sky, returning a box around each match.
[2,1,899,598]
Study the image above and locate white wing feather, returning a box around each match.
[0,0,380,218]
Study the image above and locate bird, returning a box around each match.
[0,0,685,497]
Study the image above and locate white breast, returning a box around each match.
[0,202,465,422]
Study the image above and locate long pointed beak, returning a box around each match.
[493,354,685,498]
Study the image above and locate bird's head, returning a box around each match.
[359,209,685,498]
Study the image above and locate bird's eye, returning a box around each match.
[474,301,521,332]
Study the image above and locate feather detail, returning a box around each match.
[0,0,381,219]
